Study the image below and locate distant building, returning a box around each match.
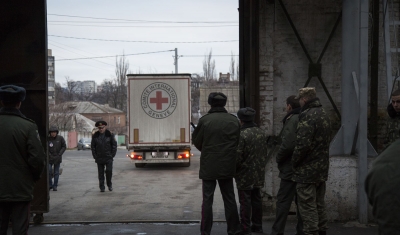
[48,49,55,106]
[218,73,231,83]
[53,101,126,134]
[68,80,97,94]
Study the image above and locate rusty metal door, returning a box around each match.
[0,0,49,221]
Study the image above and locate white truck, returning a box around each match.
[126,74,192,168]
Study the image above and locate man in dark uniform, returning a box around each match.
[271,95,304,235]
[48,126,66,191]
[235,107,268,235]
[292,87,331,235]
[385,89,400,147]
[192,92,241,235]
[365,139,400,234]
[0,85,46,234]
[91,121,117,192]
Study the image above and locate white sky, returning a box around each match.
[47,0,239,86]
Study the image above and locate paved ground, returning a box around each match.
[23,220,378,235]
[6,148,380,234]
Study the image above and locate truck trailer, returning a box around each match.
[126,74,191,167]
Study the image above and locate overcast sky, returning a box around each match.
[47,0,239,86]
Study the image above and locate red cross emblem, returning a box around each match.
[150,91,169,110]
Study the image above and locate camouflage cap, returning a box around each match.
[0,85,26,102]
[295,87,316,99]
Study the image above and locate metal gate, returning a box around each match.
[0,0,48,223]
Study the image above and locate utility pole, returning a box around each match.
[173,48,179,74]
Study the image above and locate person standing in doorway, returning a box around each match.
[192,92,241,235]
[235,107,268,234]
[48,126,66,191]
[0,85,46,234]
[91,121,117,192]
[271,95,304,235]
[385,89,400,147]
[292,87,331,235]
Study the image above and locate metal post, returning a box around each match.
[340,0,360,154]
[370,0,379,149]
[383,0,393,100]
[174,48,178,74]
[358,0,369,224]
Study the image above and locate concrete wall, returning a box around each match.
[256,0,393,221]
[199,85,239,115]
[263,155,374,221]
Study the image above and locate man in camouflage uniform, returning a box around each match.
[192,92,241,235]
[0,85,46,234]
[292,87,331,235]
[271,95,304,235]
[365,139,400,234]
[385,89,400,147]
[235,107,268,235]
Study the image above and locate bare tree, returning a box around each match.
[64,76,78,101]
[236,62,239,81]
[203,49,216,81]
[80,86,94,101]
[229,52,236,81]
[114,53,129,112]
[49,102,91,134]
[54,82,66,104]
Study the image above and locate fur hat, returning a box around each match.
[208,92,227,107]
[237,107,256,122]
[0,85,26,102]
[295,87,316,99]
[95,120,107,127]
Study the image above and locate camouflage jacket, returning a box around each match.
[235,122,268,190]
[385,103,400,147]
[276,108,300,180]
[292,98,331,183]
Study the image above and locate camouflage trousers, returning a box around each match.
[296,182,328,235]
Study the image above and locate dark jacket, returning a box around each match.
[365,139,400,234]
[276,108,300,180]
[48,135,66,165]
[0,107,46,202]
[292,98,331,183]
[192,107,240,180]
[385,103,400,147]
[91,129,117,164]
[235,122,268,190]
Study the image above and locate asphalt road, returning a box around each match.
[42,147,231,223]
[16,147,379,234]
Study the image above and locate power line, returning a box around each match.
[48,35,239,43]
[48,23,238,28]
[55,50,174,61]
[48,13,238,24]
[49,42,115,66]
[182,55,239,57]
[49,39,114,62]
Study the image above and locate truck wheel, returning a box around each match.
[135,163,146,168]
[33,213,44,224]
